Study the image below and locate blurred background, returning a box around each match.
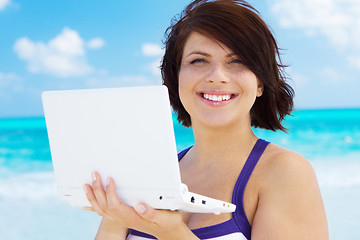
[0,0,359,239]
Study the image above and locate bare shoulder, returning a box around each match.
[259,143,316,188]
[251,143,329,239]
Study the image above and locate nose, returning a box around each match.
[205,63,229,84]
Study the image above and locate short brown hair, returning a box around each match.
[161,0,294,131]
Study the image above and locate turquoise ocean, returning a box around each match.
[1,109,359,239]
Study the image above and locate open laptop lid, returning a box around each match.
[42,86,183,206]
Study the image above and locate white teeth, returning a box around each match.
[203,94,231,102]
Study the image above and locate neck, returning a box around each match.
[189,118,258,165]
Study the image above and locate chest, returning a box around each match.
[179,163,239,229]
[179,157,261,229]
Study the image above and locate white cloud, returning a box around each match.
[349,56,360,69]
[13,27,101,77]
[148,59,162,76]
[319,67,350,86]
[87,38,105,49]
[0,72,24,100]
[289,66,358,109]
[269,0,360,69]
[141,43,163,76]
[0,0,10,11]
[141,43,164,57]
[0,72,20,82]
[85,75,161,89]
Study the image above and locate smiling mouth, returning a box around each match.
[201,93,237,102]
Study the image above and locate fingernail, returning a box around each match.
[91,171,96,182]
[83,184,88,194]
[134,203,146,214]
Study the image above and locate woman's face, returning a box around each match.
[178,32,263,129]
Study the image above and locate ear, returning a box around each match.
[257,82,264,97]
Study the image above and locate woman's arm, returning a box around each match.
[84,172,199,240]
[94,218,128,240]
[251,151,329,239]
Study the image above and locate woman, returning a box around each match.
[83,0,329,239]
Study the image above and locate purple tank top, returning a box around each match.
[128,139,270,240]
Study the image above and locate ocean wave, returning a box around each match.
[1,155,359,203]
[0,171,57,200]
[312,156,360,188]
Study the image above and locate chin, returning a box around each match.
[196,116,241,129]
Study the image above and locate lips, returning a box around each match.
[202,93,232,101]
[198,91,238,105]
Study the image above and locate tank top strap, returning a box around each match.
[178,146,192,160]
[232,138,270,239]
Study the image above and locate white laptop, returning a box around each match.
[42,85,236,214]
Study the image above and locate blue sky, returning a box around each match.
[1,0,359,118]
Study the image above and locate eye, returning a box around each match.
[190,58,207,64]
[229,58,243,64]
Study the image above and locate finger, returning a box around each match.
[105,177,142,226]
[82,206,95,211]
[134,203,158,223]
[105,177,122,208]
[134,203,183,232]
[91,171,108,210]
[83,184,105,216]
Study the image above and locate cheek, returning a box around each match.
[241,72,259,94]
[178,69,195,114]
[178,71,189,106]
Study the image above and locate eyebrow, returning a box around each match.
[185,51,211,58]
[185,51,237,58]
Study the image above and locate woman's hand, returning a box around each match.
[83,172,199,240]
